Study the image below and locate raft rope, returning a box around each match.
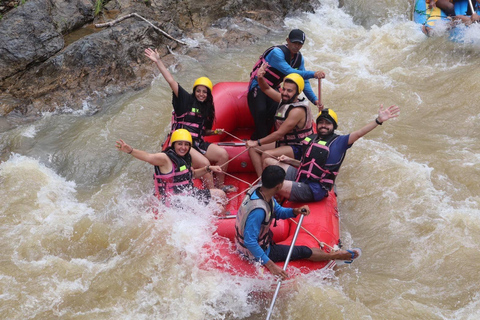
[221,129,280,162]
[288,218,336,251]
[219,130,332,251]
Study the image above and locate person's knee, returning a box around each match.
[219,149,229,163]
[196,156,210,167]
[264,157,276,167]
[211,189,227,201]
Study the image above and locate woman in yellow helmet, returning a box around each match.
[145,48,234,192]
[116,129,227,214]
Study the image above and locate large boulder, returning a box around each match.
[0,0,64,82]
[0,0,318,119]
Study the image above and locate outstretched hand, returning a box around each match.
[377,104,400,123]
[145,48,160,63]
[116,139,133,154]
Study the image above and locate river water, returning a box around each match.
[1,0,480,319]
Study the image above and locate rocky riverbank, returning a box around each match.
[0,0,321,124]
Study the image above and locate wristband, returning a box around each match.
[257,139,262,146]
[375,118,383,125]
[206,165,211,173]
[128,147,134,154]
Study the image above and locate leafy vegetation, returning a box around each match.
[94,0,103,16]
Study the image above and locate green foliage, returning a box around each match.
[94,0,103,16]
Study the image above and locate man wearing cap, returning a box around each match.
[264,105,400,202]
[247,29,326,140]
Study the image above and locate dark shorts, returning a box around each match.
[268,244,312,262]
[191,188,211,205]
[193,139,211,155]
[285,166,315,202]
[291,145,303,161]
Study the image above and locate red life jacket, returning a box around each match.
[295,134,344,191]
[249,45,303,89]
[153,149,194,198]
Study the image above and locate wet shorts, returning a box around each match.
[191,188,211,205]
[268,244,313,262]
[291,145,303,160]
[193,139,211,155]
[285,166,315,202]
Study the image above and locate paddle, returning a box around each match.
[468,0,476,14]
[318,78,322,109]
[266,211,306,320]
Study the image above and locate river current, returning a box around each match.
[1,0,480,319]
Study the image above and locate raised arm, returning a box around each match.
[257,62,282,102]
[116,139,169,167]
[348,105,400,145]
[144,48,179,97]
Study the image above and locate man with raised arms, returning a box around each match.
[264,106,400,203]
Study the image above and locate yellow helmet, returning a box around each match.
[316,108,338,129]
[193,77,213,92]
[170,129,192,146]
[283,73,304,94]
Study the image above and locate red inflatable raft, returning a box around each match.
[200,82,342,277]
[167,82,342,277]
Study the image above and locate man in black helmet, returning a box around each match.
[247,29,325,140]
[264,105,400,202]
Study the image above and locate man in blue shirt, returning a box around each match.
[247,29,325,139]
[235,165,361,280]
[264,105,400,202]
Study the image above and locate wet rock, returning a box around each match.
[0,0,64,82]
[0,0,319,120]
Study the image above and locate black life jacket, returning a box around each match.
[249,45,303,89]
[171,100,208,142]
[295,133,344,191]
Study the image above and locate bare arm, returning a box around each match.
[264,260,289,280]
[193,165,223,179]
[144,48,179,97]
[348,105,400,145]
[278,154,301,167]
[248,108,306,147]
[257,62,282,102]
[116,139,169,167]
